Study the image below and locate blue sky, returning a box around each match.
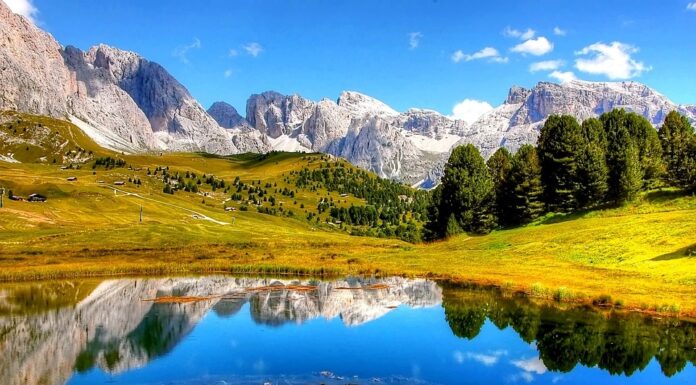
[8,0,696,121]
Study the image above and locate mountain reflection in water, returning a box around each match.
[0,276,694,385]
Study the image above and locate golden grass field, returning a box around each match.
[1,112,695,316]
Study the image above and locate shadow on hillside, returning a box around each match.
[652,244,696,261]
[643,189,690,204]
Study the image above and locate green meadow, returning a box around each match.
[1,112,695,316]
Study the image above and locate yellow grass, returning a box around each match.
[0,113,695,316]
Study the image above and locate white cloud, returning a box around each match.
[452,47,508,63]
[512,357,548,375]
[511,36,554,56]
[173,38,201,64]
[574,41,650,79]
[244,42,263,57]
[688,2,696,11]
[453,350,508,366]
[5,0,38,23]
[549,70,578,83]
[553,26,567,36]
[503,26,536,40]
[223,69,233,78]
[451,99,494,124]
[228,49,238,57]
[530,60,564,72]
[408,32,423,50]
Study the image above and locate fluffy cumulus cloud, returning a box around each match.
[529,59,564,72]
[575,41,650,79]
[452,47,508,63]
[173,38,201,64]
[509,357,548,383]
[244,42,263,57]
[688,2,696,11]
[408,32,423,50]
[503,26,536,40]
[5,0,38,23]
[512,357,548,375]
[511,36,554,56]
[549,70,578,83]
[450,99,494,125]
[553,26,566,36]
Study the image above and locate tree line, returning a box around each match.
[425,110,696,240]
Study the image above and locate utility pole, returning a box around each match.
[0,188,4,209]
[140,205,143,223]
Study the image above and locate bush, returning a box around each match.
[593,294,613,306]
[530,282,549,298]
[553,287,572,302]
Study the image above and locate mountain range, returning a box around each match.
[1,0,694,185]
[0,276,440,385]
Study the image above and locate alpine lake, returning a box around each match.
[1,276,694,385]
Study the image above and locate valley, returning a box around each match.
[1,113,695,317]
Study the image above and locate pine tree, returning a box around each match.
[659,111,695,189]
[507,145,544,224]
[423,185,444,241]
[619,142,643,202]
[624,112,663,188]
[581,117,607,149]
[538,115,584,212]
[603,110,643,203]
[486,147,513,226]
[686,137,696,193]
[606,124,642,203]
[426,144,496,237]
[575,142,609,208]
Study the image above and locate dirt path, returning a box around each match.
[103,186,230,225]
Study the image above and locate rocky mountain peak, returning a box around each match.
[506,86,531,104]
[208,101,246,128]
[337,91,399,117]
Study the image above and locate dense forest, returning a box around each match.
[425,110,696,240]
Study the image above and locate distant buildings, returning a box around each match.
[27,193,47,202]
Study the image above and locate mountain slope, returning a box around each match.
[458,80,696,159]
[213,90,464,183]
[2,0,695,185]
[0,1,259,155]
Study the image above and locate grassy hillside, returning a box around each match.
[1,112,695,316]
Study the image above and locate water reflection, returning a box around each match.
[0,276,694,385]
[442,286,696,378]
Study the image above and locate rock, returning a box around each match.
[207,101,247,128]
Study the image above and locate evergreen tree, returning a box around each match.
[624,112,663,187]
[581,117,607,149]
[576,142,609,208]
[486,147,513,226]
[658,111,695,189]
[423,186,444,241]
[426,144,496,237]
[507,145,544,224]
[602,110,643,203]
[538,115,584,212]
[686,137,696,193]
[606,125,642,203]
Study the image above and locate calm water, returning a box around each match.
[0,276,694,385]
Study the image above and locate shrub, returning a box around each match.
[553,287,572,302]
[530,282,549,298]
[593,294,613,306]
